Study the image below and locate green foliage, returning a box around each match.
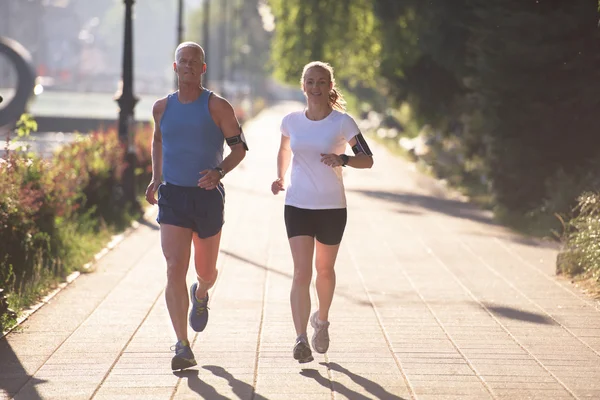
[557,192,600,280]
[374,0,471,125]
[269,0,381,91]
[467,0,600,213]
[15,114,38,139]
[0,123,153,326]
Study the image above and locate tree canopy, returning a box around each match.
[270,0,600,215]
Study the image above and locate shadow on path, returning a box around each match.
[138,217,159,231]
[301,366,408,400]
[482,303,556,325]
[321,362,407,400]
[204,365,269,400]
[174,369,230,400]
[349,189,558,248]
[220,249,374,307]
[349,189,495,227]
[0,338,45,399]
[300,369,371,400]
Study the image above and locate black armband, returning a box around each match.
[351,133,373,156]
[225,126,249,150]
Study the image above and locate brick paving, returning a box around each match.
[1,102,599,400]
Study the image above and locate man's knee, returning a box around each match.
[197,268,218,290]
[166,259,188,283]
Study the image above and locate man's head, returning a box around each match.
[173,42,206,86]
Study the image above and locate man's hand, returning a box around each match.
[198,169,221,190]
[271,178,285,195]
[145,180,161,205]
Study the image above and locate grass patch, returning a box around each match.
[557,192,600,281]
[1,214,135,334]
[1,119,153,333]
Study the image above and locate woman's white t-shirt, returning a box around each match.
[280,110,360,210]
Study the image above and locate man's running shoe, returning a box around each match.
[189,282,209,332]
[171,340,197,371]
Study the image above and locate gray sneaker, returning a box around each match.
[310,311,330,354]
[293,335,314,363]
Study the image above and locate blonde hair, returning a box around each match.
[300,61,346,111]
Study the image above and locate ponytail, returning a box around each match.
[329,87,346,111]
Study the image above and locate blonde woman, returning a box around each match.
[271,61,374,363]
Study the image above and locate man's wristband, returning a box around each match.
[339,154,349,167]
[214,167,225,178]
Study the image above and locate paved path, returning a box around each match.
[1,102,599,400]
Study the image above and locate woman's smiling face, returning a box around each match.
[302,67,332,104]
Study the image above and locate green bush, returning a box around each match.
[557,192,600,281]
[0,123,152,328]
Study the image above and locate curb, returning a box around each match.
[1,206,156,339]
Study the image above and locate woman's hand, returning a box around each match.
[320,153,344,168]
[271,178,285,195]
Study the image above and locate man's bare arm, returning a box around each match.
[145,98,166,204]
[212,95,246,175]
[151,98,166,181]
[198,95,247,189]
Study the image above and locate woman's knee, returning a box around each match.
[293,267,312,286]
[315,266,335,281]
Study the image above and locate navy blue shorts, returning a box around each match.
[284,205,347,245]
[156,182,225,238]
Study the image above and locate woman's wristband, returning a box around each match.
[339,154,349,167]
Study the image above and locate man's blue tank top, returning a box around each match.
[160,90,224,187]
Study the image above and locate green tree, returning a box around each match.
[269,0,380,92]
[374,0,471,125]
[467,0,600,212]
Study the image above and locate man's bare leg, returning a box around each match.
[192,230,222,300]
[161,224,193,342]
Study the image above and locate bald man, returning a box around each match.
[145,42,248,370]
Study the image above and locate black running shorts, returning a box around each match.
[284,205,347,245]
[156,182,225,238]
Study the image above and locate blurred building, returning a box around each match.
[1,0,175,95]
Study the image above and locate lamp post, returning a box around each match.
[175,0,184,89]
[218,0,227,95]
[202,0,210,87]
[177,0,184,45]
[115,0,139,212]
